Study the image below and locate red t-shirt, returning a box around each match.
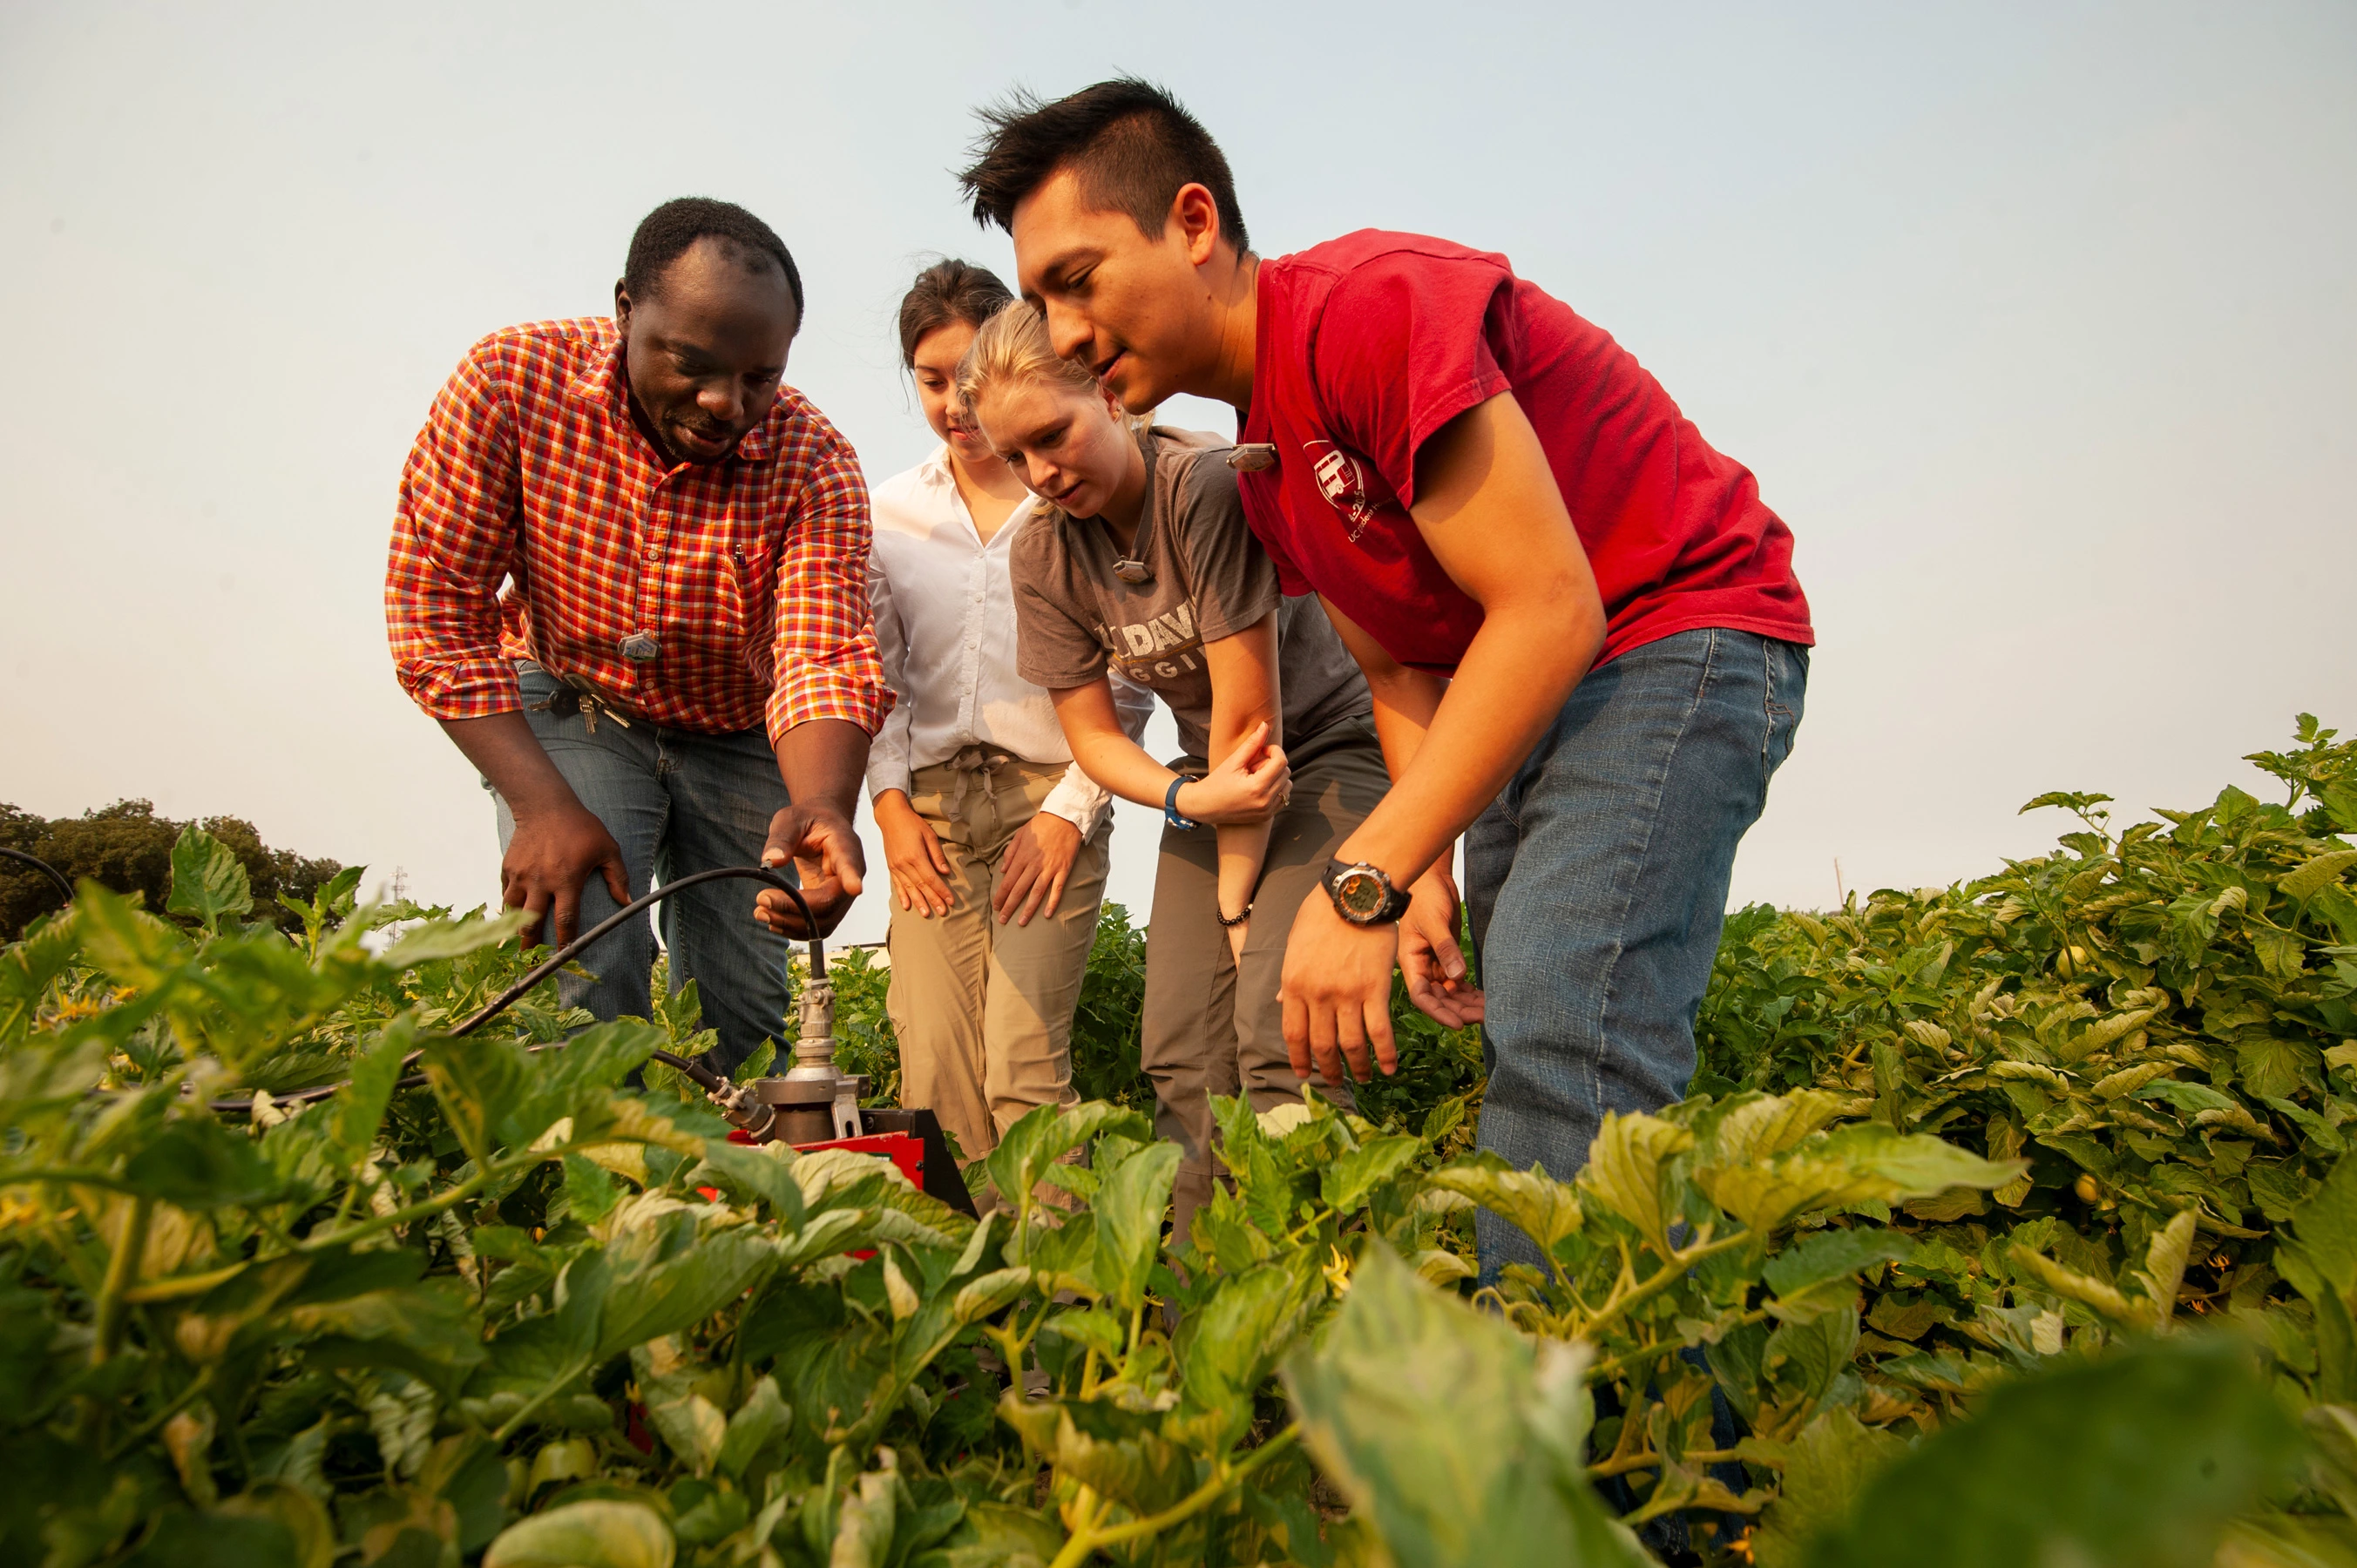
[1236,231,1813,676]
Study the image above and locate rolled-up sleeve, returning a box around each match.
[863,549,917,800]
[386,345,525,720]
[764,439,895,746]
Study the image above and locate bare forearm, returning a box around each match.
[775,719,870,819]
[1069,727,1186,810]
[439,712,581,817]
[1205,683,1277,914]
[1216,819,1272,918]
[1338,604,1601,884]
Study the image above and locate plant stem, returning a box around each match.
[302,1143,574,1254]
[103,1369,213,1461]
[1580,1230,1752,1343]
[91,1194,152,1366]
[1046,1425,1302,1568]
[491,1358,592,1443]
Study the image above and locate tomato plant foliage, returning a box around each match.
[3,718,2357,1566]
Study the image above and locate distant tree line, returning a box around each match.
[1,800,345,941]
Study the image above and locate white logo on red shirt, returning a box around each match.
[1303,440,1377,542]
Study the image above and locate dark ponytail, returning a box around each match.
[897,259,1015,368]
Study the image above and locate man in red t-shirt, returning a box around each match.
[961,80,1813,1277]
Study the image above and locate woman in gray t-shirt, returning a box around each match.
[959,301,1390,1242]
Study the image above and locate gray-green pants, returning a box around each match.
[1142,717,1387,1245]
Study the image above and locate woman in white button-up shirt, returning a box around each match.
[868,260,1151,1184]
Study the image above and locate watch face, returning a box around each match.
[1334,868,1386,921]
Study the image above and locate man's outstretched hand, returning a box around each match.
[754,802,867,936]
[1400,864,1484,1028]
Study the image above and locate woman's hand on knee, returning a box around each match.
[996,811,1082,926]
[875,790,954,917]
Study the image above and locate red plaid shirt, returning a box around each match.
[386,317,891,745]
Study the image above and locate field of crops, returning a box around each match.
[6,716,2357,1566]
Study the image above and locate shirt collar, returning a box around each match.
[566,335,776,464]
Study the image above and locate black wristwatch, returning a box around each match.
[1323,859,1412,926]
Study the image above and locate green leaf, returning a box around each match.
[123,1510,300,1567]
[716,1375,789,1480]
[1092,1139,1179,1315]
[687,1139,804,1224]
[326,1019,416,1173]
[830,1465,898,1568]
[539,1020,667,1099]
[952,1266,1031,1324]
[593,1196,779,1362]
[1578,1111,1693,1254]
[1426,1156,1582,1255]
[418,1033,532,1167]
[1811,1337,2305,1568]
[1180,1254,1320,1446]
[1697,1124,2021,1235]
[1762,1227,1915,1302]
[122,1117,285,1207]
[1751,1409,1905,1568]
[629,1339,725,1477]
[2237,1036,2320,1103]
[166,825,254,931]
[2137,1079,2241,1116]
[1765,1304,1859,1405]
[562,1153,620,1224]
[2282,848,2357,902]
[290,1277,488,1399]
[1281,1242,1651,1568]
[981,1101,1147,1216]
[1320,1134,1424,1213]
[1041,1306,1128,1360]
[484,1499,675,1568]
[381,908,532,970]
[2288,1154,2357,1305]
[935,1500,1066,1567]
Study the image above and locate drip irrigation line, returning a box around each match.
[2,847,75,902]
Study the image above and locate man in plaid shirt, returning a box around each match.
[387,198,890,1073]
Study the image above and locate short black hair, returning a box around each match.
[959,78,1249,253]
[623,197,805,321]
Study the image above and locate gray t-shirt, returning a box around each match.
[1012,428,1372,761]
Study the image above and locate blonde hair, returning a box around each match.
[954,300,1101,426]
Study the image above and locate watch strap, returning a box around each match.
[1163,775,1201,831]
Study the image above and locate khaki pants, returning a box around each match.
[1142,718,1388,1245]
[887,750,1111,1173]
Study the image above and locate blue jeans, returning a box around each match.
[1465,628,1808,1279]
[487,661,794,1076]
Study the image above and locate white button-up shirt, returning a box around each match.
[866,447,1153,832]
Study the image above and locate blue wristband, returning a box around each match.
[1163,775,1201,831]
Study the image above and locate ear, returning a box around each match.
[1172,184,1223,267]
[613,279,633,330]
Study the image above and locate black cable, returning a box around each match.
[201,865,823,1113]
[1,848,75,903]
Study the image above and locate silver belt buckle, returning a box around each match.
[619,631,660,662]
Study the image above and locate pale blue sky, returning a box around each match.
[3,1,2352,947]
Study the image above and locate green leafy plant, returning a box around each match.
[10,720,2357,1566]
